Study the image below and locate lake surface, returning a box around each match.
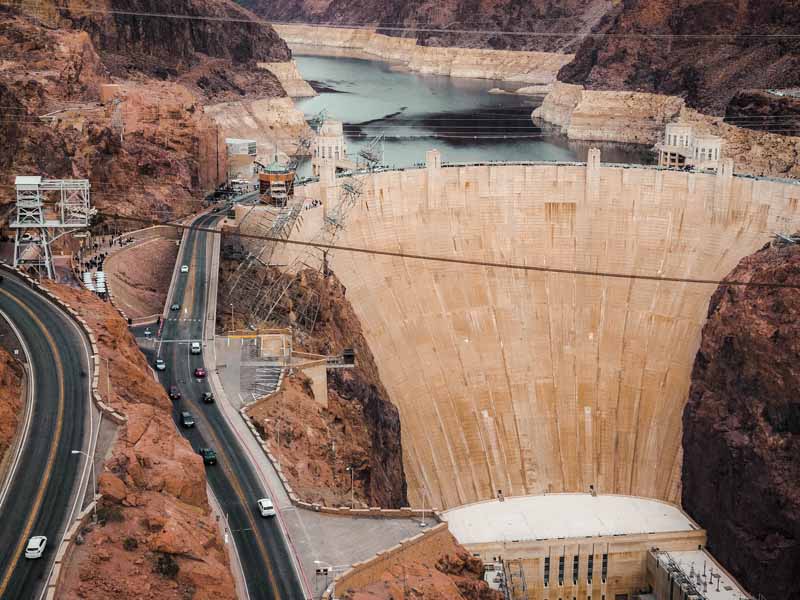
[293,53,655,175]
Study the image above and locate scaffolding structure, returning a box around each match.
[11,176,94,278]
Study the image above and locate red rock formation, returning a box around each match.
[558,0,800,116]
[345,531,502,600]
[48,283,236,600]
[682,239,800,599]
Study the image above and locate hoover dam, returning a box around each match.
[273,152,800,511]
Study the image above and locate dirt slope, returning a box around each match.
[0,345,23,470]
[683,238,800,599]
[48,284,235,600]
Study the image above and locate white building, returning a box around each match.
[311,120,355,176]
[658,123,723,171]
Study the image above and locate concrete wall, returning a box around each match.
[283,162,800,511]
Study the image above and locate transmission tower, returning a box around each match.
[358,133,385,171]
[11,176,95,278]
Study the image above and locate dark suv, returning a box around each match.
[201,392,215,404]
[180,412,195,428]
[169,386,181,400]
[198,448,217,465]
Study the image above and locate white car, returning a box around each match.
[190,341,201,355]
[180,265,189,273]
[155,358,166,371]
[25,536,47,559]
[257,498,275,517]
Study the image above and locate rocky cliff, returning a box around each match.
[49,284,235,599]
[0,1,290,216]
[559,0,800,118]
[218,263,407,508]
[240,0,609,53]
[682,239,800,599]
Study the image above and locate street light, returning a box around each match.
[345,465,354,509]
[71,449,97,523]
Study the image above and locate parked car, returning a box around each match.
[193,367,206,378]
[180,265,189,273]
[155,358,166,371]
[170,303,180,311]
[198,448,217,465]
[201,391,215,404]
[190,341,201,355]
[25,536,47,559]
[169,385,181,400]
[257,498,275,517]
[180,411,195,428]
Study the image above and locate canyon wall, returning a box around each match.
[683,240,800,600]
[288,161,800,511]
[273,24,573,84]
[240,0,609,53]
[559,0,800,116]
[0,345,23,472]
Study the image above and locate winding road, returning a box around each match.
[0,270,93,600]
[149,213,305,600]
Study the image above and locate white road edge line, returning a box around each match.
[0,307,35,513]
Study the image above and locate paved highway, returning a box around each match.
[150,213,304,600]
[0,270,92,600]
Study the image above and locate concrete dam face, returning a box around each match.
[289,158,800,510]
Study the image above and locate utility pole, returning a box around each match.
[346,465,354,509]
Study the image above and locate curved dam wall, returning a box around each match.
[284,158,800,510]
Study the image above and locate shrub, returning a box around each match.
[96,503,124,524]
[154,553,180,579]
[122,537,138,551]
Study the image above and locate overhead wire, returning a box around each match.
[96,211,800,290]
[4,2,800,39]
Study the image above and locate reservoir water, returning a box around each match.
[293,53,654,174]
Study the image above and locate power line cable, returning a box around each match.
[97,211,800,289]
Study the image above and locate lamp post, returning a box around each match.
[71,449,97,523]
[230,302,234,331]
[345,465,354,509]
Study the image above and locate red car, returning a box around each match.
[193,367,207,378]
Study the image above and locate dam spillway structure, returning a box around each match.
[274,150,800,513]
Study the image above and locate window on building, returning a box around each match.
[587,554,593,584]
[544,557,550,588]
[601,554,608,583]
[558,556,565,586]
[573,556,579,584]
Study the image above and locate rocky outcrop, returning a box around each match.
[258,60,317,98]
[273,24,573,84]
[725,90,800,138]
[558,0,800,117]
[49,284,235,599]
[217,263,407,508]
[682,239,800,599]
[343,529,502,600]
[533,81,684,144]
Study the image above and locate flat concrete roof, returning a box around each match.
[442,494,697,545]
[15,175,41,186]
[657,550,751,599]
